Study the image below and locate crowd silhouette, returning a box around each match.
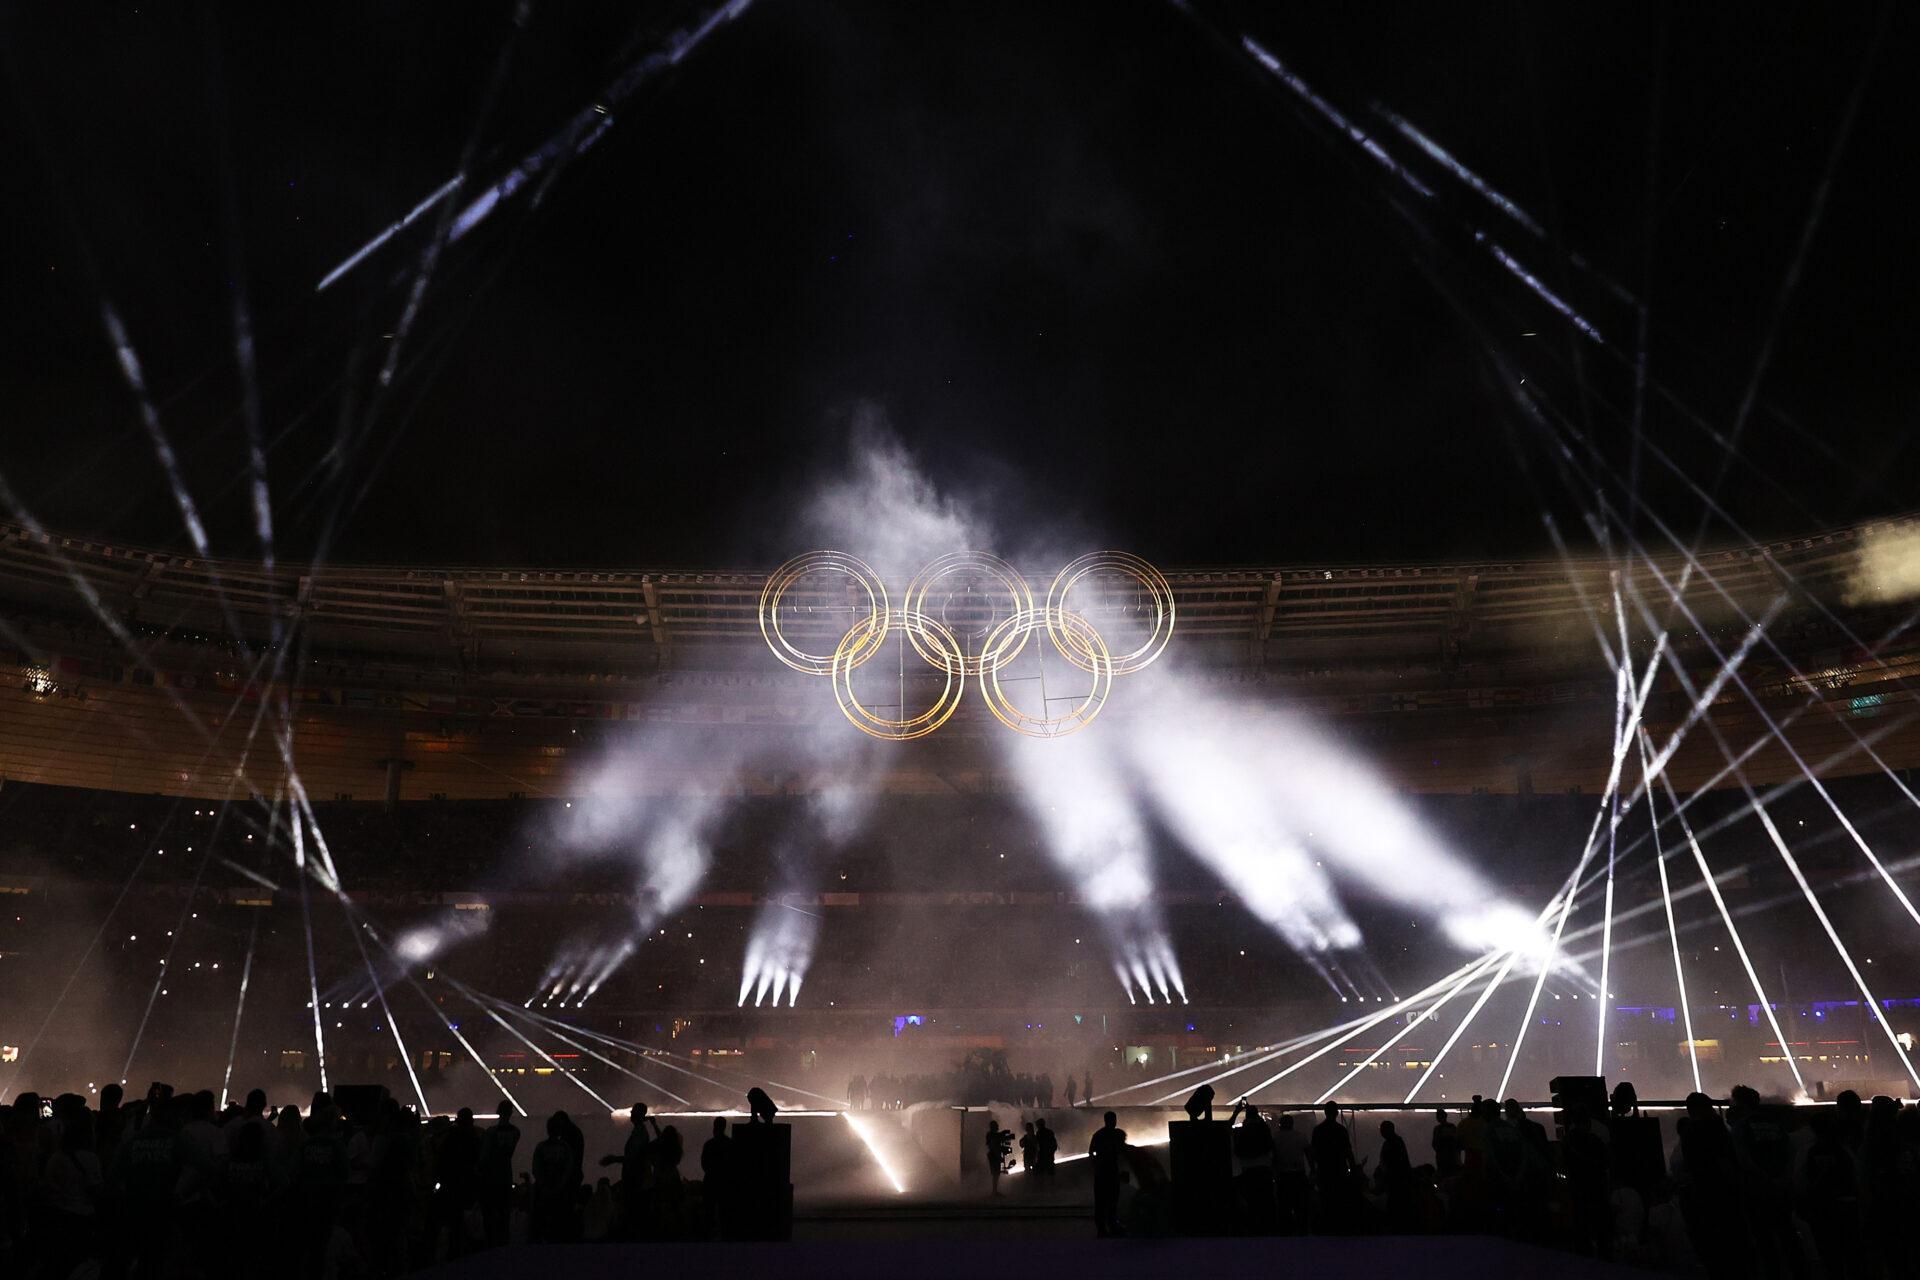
[0,1081,755,1278]
[1052,1083,1920,1276]
[7,1070,1919,1276]
[847,1049,1078,1111]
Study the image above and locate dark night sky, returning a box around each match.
[0,1,1913,571]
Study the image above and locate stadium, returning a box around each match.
[2,1,1916,1274]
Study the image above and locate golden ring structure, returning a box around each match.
[903,550,1035,677]
[977,606,1114,738]
[1045,551,1176,676]
[762,549,1173,739]
[759,551,889,676]
[831,608,968,741]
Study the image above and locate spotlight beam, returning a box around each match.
[1616,562,1920,932]
[474,991,689,1107]
[515,1008,841,1106]
[1654,771,1807,1093]
[218,911,262,1112]
[1166,949,1507,1104]
[1494,620,1667,1099]
[843,1113,907,1195]
[1316,948,1505,1104]
[473,1000,617,1114]
[293,814,330,1093]
[1639,730,1702,1093]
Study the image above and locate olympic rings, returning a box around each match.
[831,608,968,741]
[1045,551,1176,676]
[903,550,1035,677]
[977,607,1114,738]
[759,551,888,676]
[761,549,1174,740]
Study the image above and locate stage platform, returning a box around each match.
[423,1234,1648,1279]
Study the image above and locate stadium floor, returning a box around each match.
[424,1231,1647,1278]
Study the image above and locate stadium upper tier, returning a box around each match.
[3,513,1919,799]
[3,512,1913,671]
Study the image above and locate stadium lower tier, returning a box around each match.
[4,776,1919,1106]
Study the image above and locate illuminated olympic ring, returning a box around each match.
[1045,551,1175,676]
[831,609,967,741]
[978,607,1113,738]
[760,550,1174,739]
[759,551,888,676]
[903,550,1034,677]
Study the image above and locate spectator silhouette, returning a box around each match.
[1800,1110,1860,1279]
[984,1115,1012,1197]
[1311,1103,1359,1233]
[1089,1111,1127,1236]
[1674,1092,1752,1278]
[530,1111,583,1242]
[1431,1107,1462,1178]
[433,1105,482,1258]
[1035,1117,1058,1180]
[1375,1119,1413,1228]
[478,1098,521,1248]
[1064,1074,1077,1109]
[1271,1112,1309,1233]
[1231,1099,1278,1233]
[1725,1084,1799,1278]
[701,1117,733,1236]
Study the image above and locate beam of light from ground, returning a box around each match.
[1237,36,1434,199]
[286,788,431,1112]
[1164,950,1503,1106]
[474,991,690,1107]
[1001,730,1191,1004]
[1516,398,1920,944]
[518,1015,766,1102]
[95,302,250,647]
[338,903,431,1115]
[1413,946,1530,1104]
[843,1113,906,1194]
[1010,1135,1172,1175]
[368,1,531,401]
[1640,730,1702,1094]
[1532,383,1920,801]
[98,303,212,558]
[1654,769,1805,1095]
[0,479,213,736]
[1476,235,1605,342]
[1617,552,1920,934]
[523,1011,848,1108]
[315,177,462,291]
[1316,948,1506,1104]
[1493,635,1663,1100]
[290,827,524,1114]
[1091,1010,1409,1104]
[474,999,616,1113]
[1594,588,1630,1078]
[219,910,262,1111]
[1702,754,1919,1088]
[293,813,330,1093]
[1372,107,1546,237]
[1616,706,1919,887]
[1141,948,1506,1105]
[403,972,521,1115]
[316,0,753,294]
